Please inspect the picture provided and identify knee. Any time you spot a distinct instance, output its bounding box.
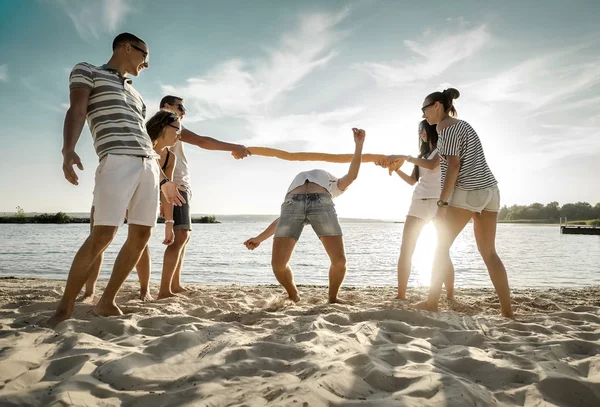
[173,231,190,249]
[90,227,117,248]
[331,254,346,269]
[477,245,497,262]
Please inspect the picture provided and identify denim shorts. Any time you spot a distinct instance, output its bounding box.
[174,189,192,231]
[449,185,500,213]
[274,193,342,241]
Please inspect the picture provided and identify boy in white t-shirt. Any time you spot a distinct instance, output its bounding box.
[244,128,366,303]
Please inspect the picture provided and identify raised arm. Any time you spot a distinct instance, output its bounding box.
[62,87,91,185]
[244,218,280,250]
[337,128,366,191]
[179,127,250,159]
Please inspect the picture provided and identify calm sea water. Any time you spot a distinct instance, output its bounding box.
[0,222,599,288]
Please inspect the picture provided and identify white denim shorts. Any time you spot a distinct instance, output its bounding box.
[92,154,160,227]
[449,185,500,213]
[407,198,438,222]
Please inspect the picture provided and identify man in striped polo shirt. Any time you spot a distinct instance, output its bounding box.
[47,33,184,327]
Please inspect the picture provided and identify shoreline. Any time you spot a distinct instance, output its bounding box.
[1,278,599,406]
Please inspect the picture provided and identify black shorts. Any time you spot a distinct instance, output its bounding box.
[174,190,192,231]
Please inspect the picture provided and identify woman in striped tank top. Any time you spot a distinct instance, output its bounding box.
[417,88,514,318]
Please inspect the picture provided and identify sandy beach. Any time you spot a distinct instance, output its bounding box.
[0,278,599,406]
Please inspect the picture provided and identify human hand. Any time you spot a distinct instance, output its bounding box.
[62,150,84,185]
[243,237,261,250]
[232,145,251,159]
[352,128,366,146]
[161,182,186,206]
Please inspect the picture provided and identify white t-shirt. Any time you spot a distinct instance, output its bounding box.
[171,140,190,190]
[286,169,345,198]
[412,149,441,200]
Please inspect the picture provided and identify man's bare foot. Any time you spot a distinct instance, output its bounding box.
[395,294,406,300]
[92,302,123,317]
[43,310,71,328]
[157,291,177,300]
[288,294,300,303]
[415,300,438,312]
[79,293,96,304]
[328,297,348,304]
[139,291,153,302]
[171,285,187,294]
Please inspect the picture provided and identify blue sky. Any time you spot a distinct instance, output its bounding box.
[1,0,599,219]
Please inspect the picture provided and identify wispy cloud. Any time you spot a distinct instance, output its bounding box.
[0,64,7,82]
[242,106,364,150]
[464,43,600,112]
[356,25,491,87]
[162,9,349,121]
[57,0,134,41]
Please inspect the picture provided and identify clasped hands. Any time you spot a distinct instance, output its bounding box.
[375,155,408,175]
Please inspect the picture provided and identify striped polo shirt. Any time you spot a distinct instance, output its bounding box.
[69,62,155,160]
[437,120,497,190]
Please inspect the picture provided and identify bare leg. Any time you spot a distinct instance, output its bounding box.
[444,261,455,300]
[170,230,190,293]
[396,216,425,299]
[319,236,347,303]
[93,224,152,317]
[157,229,189,299]
[45,226,118,327]
[473,210,514,318]
[82,206,102,303]
[136,245,153,301]
[417,207,472,311]
[271,237,299,302]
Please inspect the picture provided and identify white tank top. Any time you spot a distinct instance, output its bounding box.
[412,149,441,200]
[171,140,190,190]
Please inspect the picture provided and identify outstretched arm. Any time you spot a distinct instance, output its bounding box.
[337,128,366,191]
[407,152,440,170]
[179,127,250,159]
[244,218,279,250]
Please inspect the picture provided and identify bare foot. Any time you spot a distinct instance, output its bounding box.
[79,293,96,304]
[157,291,177,300]
[415,300,438,312]
[92,302,123,317]
[139,291,154,302]
[395,294,406,300]
[502,308,515,319]
[329,297,348,304]
[171,285,187,294]
[43,310,71,328]
[288,294,300,303]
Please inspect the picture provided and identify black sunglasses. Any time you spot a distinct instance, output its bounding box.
[177,103,186,114]
[167,123,182,134]
[130,44,149,63]
[421,101,436,113]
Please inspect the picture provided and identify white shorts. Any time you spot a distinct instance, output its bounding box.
[407,198,438,222]
[449,185,500,213]
[92,154,160,227]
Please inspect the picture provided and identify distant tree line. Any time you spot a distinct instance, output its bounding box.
[0,207,220,224]
[498,201,600,223]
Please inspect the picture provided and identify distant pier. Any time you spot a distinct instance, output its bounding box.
[560,217,600,235]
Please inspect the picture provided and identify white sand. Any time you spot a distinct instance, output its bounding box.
[1,278,599,406]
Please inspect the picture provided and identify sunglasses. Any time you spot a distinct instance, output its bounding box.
[421,101,436,113]
[167,123,182,135]
[177,103,186,114]
[130,44,149,64]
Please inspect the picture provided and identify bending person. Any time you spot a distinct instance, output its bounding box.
[243,128,366,303]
